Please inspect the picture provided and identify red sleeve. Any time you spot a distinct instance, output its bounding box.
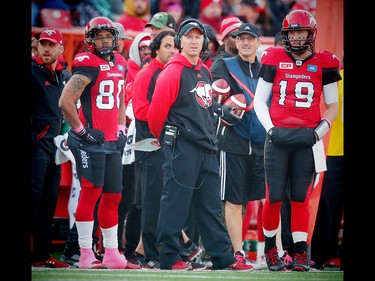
[132,63,156,121]
[147,64,181,139]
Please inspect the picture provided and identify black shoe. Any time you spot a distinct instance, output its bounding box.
[60,253,79,267]
[180,242,202,260]
[143,260,160,270]
[291,252,310,272]
[265,247,285,271]
[127,251,145,267]
[184,259,206,271]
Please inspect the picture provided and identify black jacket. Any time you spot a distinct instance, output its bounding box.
[31,57,71,152]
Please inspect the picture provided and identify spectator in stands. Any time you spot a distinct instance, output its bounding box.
[158,0,185,29]
[199,0,225,34]
[31,27,72,268]
[181,0,200,19]
[115,0,151,33]
[211,15,242,65]
[235,0,264,25]
[73,0,124,26]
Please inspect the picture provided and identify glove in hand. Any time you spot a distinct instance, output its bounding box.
[116,131,127,152]
[74,127,105,144]
[218,105,242,126]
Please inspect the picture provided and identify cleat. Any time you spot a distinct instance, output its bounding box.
[291,252,310,272]
[102,248,128,269]
[32,256,70,268]
[142,260,160,270]
[170,261,193,271]
[265,247,285,271]
[79,248,104,269]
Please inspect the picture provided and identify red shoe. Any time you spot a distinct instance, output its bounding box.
[227,261,254,271]
[323,257,341,268]
[32,256,70,268]
[170,261,192,271]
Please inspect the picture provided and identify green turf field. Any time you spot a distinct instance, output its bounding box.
[32,268,343,281]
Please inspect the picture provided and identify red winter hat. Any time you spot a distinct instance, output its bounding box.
[201,0,222,11]
[220,16,242,39]
[38,27,63,46]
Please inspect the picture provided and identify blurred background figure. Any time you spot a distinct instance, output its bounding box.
[113,22,133,59]
[158,0,185,29]
[200,24,221,68]
[199,0,225,34]
[115,0,151,33]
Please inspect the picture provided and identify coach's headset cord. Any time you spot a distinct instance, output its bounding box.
[170,81,215,190]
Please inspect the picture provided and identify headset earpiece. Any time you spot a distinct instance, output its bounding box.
[174,19,209,52]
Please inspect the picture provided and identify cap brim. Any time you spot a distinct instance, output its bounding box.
[232,31,258,37]
[38,38,60,45]
[182,26,204,36]
[145,22,163,29]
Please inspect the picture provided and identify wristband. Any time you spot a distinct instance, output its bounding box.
[73,123,84,133]
[314,119,330,141]
[118,124,126,135]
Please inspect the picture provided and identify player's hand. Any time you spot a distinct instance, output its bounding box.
[116,131,127,152]
[218,105,242,126]
[73,127,105,144]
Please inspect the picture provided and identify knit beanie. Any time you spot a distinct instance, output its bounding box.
[220,15,242,39]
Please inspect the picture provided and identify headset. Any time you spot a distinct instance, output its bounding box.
[174,18,209,52]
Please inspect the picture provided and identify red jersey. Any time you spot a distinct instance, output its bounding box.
[71,52,127,141]
[259,47,341,128]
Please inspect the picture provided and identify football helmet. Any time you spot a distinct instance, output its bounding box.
[281,9,317,54]
[84,16,119,57]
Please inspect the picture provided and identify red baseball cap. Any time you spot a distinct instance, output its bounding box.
[38,28,63,46]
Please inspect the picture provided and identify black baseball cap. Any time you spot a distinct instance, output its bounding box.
[179,21,205,36]
[232,23,260,37]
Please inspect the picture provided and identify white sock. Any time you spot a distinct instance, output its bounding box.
[257,242,265,258]
[101,225,118,249]
[76,221,94,249]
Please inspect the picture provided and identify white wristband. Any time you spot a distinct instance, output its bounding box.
[314,119,330,141]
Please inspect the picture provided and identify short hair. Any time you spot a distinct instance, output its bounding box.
[149,30,175,58]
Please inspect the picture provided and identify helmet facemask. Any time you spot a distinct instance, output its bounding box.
[281,9,317,55]
[281,29,315,55]
[84,17,119,58]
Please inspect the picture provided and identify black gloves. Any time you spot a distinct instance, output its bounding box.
[212,100,242,126]
[72,127,105,144]
[267,127,315,147]
[116,131,127,152]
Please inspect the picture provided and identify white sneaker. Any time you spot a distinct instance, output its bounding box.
[256,254,268,269]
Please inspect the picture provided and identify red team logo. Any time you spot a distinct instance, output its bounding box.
[191,81,213,108]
